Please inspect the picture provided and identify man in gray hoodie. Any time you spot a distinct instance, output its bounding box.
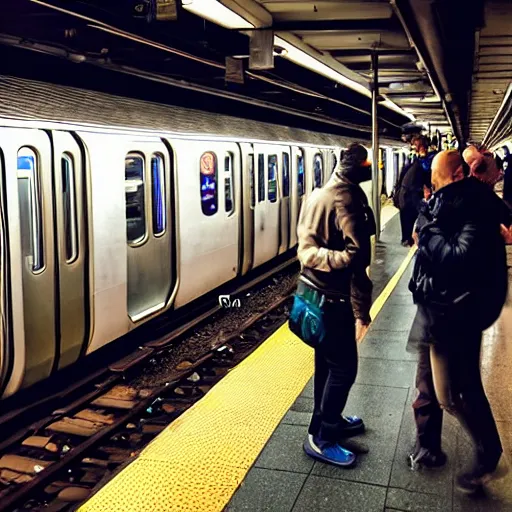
[296,143,376,467]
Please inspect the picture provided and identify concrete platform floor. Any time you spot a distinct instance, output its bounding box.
[226,223,512,512]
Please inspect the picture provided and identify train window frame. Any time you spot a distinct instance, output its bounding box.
[151,153,166,236]
[297,152,305,197]
[258,154,265,203]
[17,147,44,273]
[61,153,79,263]
[224,152,235,215]
[282,152,290,197]
[268,154,278,203]
[314,153,323,188]
[200,151,218,217]
[248,154,255,208]
[125,152,147,246]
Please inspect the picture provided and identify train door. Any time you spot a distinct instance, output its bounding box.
[289,146,304,248]
[0,127,57,391]
[124,140,173,323]
[278,147,291,254]
[52,131,89,369]
[172,140,240,307]
[240,143,254,275]
[252,144,280,269]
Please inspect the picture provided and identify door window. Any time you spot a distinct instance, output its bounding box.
[125,153,146,243]
[200,151,218,216]
[17,147,44,272]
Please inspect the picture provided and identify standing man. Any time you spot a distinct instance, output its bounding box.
[408,150,507,494]
[295,143,375,467]
[395,136,436,246]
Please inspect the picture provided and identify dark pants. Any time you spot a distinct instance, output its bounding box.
[399,205,417,243]
[413,334,502,470]
[413,344,443,452]
[308,301,358,443]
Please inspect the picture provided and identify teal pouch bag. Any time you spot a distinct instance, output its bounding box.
[288,284,326,348]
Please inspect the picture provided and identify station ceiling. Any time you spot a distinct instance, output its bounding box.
[0,0,510,147]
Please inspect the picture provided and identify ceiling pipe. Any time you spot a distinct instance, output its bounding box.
[0,34,376,135]
[390,0,463,143]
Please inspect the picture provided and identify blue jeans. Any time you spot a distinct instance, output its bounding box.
[308,300,358,443]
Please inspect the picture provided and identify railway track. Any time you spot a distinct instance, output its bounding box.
[0,272,294,511]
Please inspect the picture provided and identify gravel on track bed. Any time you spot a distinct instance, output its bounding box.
[132,270,298,389]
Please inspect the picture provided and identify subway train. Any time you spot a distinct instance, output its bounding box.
[0,75,404,399]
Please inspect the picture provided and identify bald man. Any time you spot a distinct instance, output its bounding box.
[407,150,507,495]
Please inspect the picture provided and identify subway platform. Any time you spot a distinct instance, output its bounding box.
[79,212,512,512]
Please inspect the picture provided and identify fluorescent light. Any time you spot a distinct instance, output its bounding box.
[182,0,253,29]
[274,36,371,98]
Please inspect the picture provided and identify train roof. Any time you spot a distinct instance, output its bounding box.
[0,75,402,148]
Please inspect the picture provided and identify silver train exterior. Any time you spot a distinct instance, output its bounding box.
[0,76,403,398]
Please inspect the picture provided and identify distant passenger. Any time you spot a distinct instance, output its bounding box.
[394,135,435,246]
[462,144,502,188]
[462,144,511,228]
[407,150,507,495]
[294,143,375,468]
[502,146,512,208]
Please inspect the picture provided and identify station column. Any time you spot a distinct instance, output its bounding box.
[371,50,381,240]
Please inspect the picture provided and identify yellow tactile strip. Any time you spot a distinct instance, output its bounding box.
[79,246,416,512]
[79,326,314,512]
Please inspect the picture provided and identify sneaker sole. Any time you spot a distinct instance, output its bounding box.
[303,441,356,468]
[455,483,483,495]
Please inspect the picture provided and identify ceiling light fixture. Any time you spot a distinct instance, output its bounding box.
[179,0,414,119]
[181,0,253,29]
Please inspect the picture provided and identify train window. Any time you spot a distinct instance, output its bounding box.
[200,151,218,216]
[224,153,234,214]
[125,153,146,243]
[248,154,255,208]
[61,153,79,263]
[282,153,290,197]
[268,155,278,203]
[151,153,166,235]
[258,154,265,203]
[17,147,44,272]
[297,153,305,196]
[314,154,323,188]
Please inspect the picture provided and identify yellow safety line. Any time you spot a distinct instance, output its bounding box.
[79,246,416,512]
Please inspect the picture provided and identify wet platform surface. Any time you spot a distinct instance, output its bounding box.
[226,238,512,512]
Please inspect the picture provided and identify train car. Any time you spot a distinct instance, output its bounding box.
[0,75,399,399]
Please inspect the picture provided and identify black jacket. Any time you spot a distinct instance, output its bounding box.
[408,177,508,345]
[395,154,435,211]
[296,171,375,323]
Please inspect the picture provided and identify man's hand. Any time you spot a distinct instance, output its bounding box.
[500,224,512,244]
[355,319,370,343]
[412,230,419,245]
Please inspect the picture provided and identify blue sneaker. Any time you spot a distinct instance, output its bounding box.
[303,435,356,467]
[340,415,365,436]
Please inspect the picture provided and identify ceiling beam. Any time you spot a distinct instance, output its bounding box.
[272,19,397,32]
[261,1,393,22]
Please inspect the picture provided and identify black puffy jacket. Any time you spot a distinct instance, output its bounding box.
[409,177,508,341]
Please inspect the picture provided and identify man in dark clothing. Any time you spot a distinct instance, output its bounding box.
[296,143,376,467]
[394,136,435,246]
[407,150,507,495]
[501,146,512,207]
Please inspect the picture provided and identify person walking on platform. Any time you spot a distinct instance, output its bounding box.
[293,143,375,468]
[394,136,435,246]
[407,150,507,494]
